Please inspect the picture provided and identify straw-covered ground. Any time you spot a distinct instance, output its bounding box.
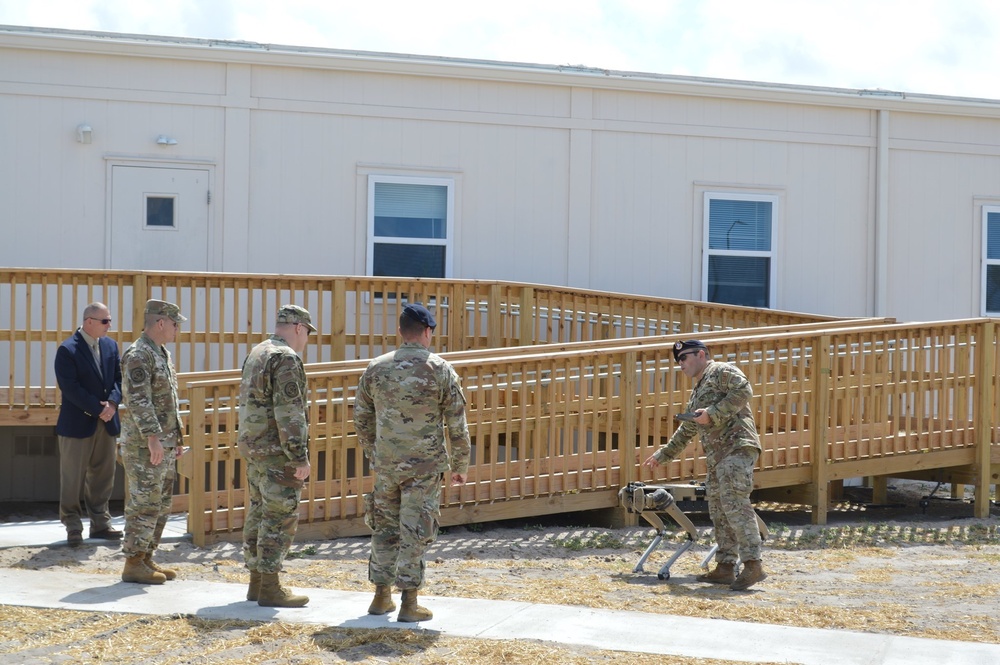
[1,479,999,664]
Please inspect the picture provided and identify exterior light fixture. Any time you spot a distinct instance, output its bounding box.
[76,124,93,144]
[156,135,178,146]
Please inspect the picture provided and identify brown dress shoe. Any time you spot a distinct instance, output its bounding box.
[67,530,83,548]
[90,527,123,540]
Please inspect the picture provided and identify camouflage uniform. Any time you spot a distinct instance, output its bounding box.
[237,335,309,574]
[120,331,183,558]
[653,360,763,564]
[354,341,471,591]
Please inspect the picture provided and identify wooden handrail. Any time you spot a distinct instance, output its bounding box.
[5,267,996,545]
[179,318,996,544]
[2,268,841,417]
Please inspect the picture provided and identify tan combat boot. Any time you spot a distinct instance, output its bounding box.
[247,570,262,601]
[730,560,768,591]
[696,562,736,585]
[397,589,432,622]
[121,554,166,585]
[368,584,396,615]
[144,552,177,580]
[257,572,309,607]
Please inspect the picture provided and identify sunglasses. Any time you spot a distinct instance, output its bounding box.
[676,351,698,363]
[87,317,112,325]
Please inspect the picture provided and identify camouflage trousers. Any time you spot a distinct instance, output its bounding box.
[706,447,762,564]
[243,456,302,574]
[122,443,176,558]
[368,472,441,590]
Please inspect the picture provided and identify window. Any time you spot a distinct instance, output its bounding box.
[367,175,454,279]
[702,192,777,308]
[146,195,176,227]
[982,205,1000,315]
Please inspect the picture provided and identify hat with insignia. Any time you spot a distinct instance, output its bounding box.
[672,339,708,362]
[144,299,187,323]
[401,303,436,329]
[276,304,317,332]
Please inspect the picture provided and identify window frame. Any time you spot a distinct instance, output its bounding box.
[701,191,778,308]
[366,174,455,279]
[981,204,1000,315]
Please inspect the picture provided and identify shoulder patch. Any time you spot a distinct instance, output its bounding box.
[129,367,148,384]
[283,382,301,399]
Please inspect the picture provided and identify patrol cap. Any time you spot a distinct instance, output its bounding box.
[276,304,317,333]
[145,299,187,323]
[401,303,436,329]
[673,339,708,362]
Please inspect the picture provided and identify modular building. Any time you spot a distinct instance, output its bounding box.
[1,25,1000,322]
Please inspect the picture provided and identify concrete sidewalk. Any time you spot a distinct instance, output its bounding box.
[0,514,187,549]
[1,518,998,664]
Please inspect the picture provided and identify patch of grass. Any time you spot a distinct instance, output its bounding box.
[970,551,1000,563]
[313,627,436,655]
[559,532,625,551]
[286,544,318,559]
[765,520,1000,551]
[7,609,794,665]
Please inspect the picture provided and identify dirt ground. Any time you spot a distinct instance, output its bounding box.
[1,479,999,664]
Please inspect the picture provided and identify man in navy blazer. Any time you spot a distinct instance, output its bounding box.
[55,302,124,547]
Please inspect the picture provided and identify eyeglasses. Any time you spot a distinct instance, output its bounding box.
[676,351,698,363]
[87,317,112,325]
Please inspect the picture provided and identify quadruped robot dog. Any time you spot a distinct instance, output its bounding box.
[618,481,770,580]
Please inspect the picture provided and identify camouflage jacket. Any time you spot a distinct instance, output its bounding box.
[120,332,183,447]
[354,342,471,477]
[653,360,761,468]
[237,335,309,463]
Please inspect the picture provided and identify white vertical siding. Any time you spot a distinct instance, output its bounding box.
[0,44,226,270]
[888,149,1000,322]
[4,31,1000,322]
[782,142,874,316]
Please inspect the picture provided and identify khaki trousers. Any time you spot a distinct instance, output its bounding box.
[58,429,117,533]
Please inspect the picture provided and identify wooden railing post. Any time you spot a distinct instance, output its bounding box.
[331,279,346,361]
[487,283,503,348]
[131,272,148,339]
[187,384,208,547]
[618,351,639,525]
[810,335,832,525]
[974,320,995,518]
[680,303,695,334]
[519,287,535,346]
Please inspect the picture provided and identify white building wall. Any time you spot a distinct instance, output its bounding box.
[883,111,1000,321]
[0,44,228,270]
[888,150,1000,322]
[3,28,1000,323]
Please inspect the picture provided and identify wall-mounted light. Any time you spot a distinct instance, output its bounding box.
[156,135,178,146]
[76,124,93,144]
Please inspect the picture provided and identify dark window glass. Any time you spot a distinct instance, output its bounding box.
[147,196,175,227]
[708,255,770,307]
[373,243,446,278]
[986,265,1000,312]
[988,211,1000,260]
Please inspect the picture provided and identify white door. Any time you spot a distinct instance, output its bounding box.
[110,165,212,271]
